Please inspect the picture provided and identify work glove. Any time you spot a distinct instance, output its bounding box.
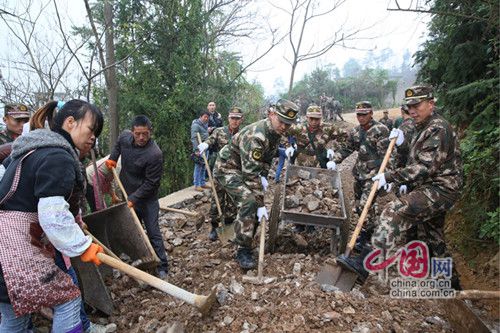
[326,149,335,160]
[260,176,269,192]
[257,206,268,222]
[326,161,337,171]
[389,128,404,146]
[285,146,295,159]
[105,159,117,170]
[372,173,391,191]
[197,142,209,154]
[399,184,408,195]
[127,201,134,208]
[81,243,104,266]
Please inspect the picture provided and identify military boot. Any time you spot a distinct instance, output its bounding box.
[208,227,218,241]
[236,247,256,270]
[336,245,372,284]
[354,229,373,252]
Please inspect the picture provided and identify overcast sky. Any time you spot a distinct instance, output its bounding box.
[0,0,430,98]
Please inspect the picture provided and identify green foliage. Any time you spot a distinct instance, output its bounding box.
[414,0,499,244]
[86,0,265,196]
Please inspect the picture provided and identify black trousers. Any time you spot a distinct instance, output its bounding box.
[134,199,169,271]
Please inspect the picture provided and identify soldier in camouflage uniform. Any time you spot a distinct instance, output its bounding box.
[213,99,298,269]
[331,101,391,249]
[379,110,394,130]
[198,107,244,241]
[287,104,347,169]
[343,86,463,288]
[395,104,416,169]
[0,104,30,144]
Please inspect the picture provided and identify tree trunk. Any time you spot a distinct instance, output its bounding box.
[104,0,119,148]
[288,61,298,96]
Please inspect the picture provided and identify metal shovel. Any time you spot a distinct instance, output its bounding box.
[317,137,397,291]
[196,133,235,244]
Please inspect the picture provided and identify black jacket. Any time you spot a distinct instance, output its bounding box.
[109,130,163,202]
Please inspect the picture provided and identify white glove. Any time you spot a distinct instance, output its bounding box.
[399,184,408,195]
[372,173,387,190]
[389,128,404,146]
[285,146,295,159]
[257,206,268,222]
[260,176,269,192]
[326,161,337,170]
[326,149,335,159]
[197,142,209,154]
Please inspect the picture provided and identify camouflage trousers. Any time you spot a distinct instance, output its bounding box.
[213,167,258,248]
[209,180,237,228]
[354,179,379,233]
[371,186,458,254]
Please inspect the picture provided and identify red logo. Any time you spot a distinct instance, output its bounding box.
[364,241,430,279]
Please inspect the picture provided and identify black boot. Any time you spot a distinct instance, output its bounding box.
[354,229,372,252]
[208,227,218,241]
[236,247,256,270]
[293,224,305,233]
[336,246,372,284]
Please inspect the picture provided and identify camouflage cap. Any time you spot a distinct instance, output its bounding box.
[228,106,243,118]
[4,104,30,119]
[355,101,372,114]
[404,85,434,105]
[274,99,299,124]
[306,104,322,118]
[401,104,409,114]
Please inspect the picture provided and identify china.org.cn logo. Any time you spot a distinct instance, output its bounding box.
[363,240,456,299]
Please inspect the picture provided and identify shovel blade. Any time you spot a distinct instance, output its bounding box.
[316,264,358,292]
[217,223,235,245]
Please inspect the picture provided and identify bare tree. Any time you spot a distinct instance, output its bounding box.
[0,1,79,106]
[274,0,371,95]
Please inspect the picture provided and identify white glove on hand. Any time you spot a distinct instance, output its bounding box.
[257,206,268,222]
[326,149,335,159]
[260,176,269,192]
[372,173,387,190]
[285,146,295,159]
[326,161,337,170]
[389,128,404,146]
[399,184,408,195]
[197,142,209,154]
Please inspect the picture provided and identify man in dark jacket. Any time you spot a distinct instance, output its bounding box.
[106,115,168,278]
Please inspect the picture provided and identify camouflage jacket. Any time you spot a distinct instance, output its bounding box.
[0,129,16,145]
[386,113,463,195]
[379,116,393,130]
[288,122,347,168]
[333,119,391,181]
[205,126,238,153]
[396,117,416,168]
[217,119,281,206]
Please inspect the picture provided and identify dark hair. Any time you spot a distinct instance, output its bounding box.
[131,115,152,129]
[199,110,210,117]
[31,100,103,137]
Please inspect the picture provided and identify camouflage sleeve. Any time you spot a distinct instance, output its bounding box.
[386,127,445,184]
[326,125,348,150]
[204,128,219,149]
[286,125,301,147]
[239,135,266,206]
[333,128,356,163]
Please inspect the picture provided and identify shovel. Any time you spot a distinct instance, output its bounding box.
[317,137,397,291]
[111,167,161,264]
[160,206,205,230]
[96,252,217,315]
[242,216,276,285]
[196,133,235,244]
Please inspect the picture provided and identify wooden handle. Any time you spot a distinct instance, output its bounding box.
[257,215,267,279]
[457,290,500,299]
[196,133,222,217]
[161,206,199,217]
[344,137,397,256]
[96,252,215,314]
[111,168,160,262]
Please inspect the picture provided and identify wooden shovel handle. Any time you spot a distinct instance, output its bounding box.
[161,206,199,217]
[111,167,160,262]
[457,290,500,299]
[96,252,216,314]
[344,137,397,256]
[83,229,121,261]
[196,133,222,217]
[257,215,267,279]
